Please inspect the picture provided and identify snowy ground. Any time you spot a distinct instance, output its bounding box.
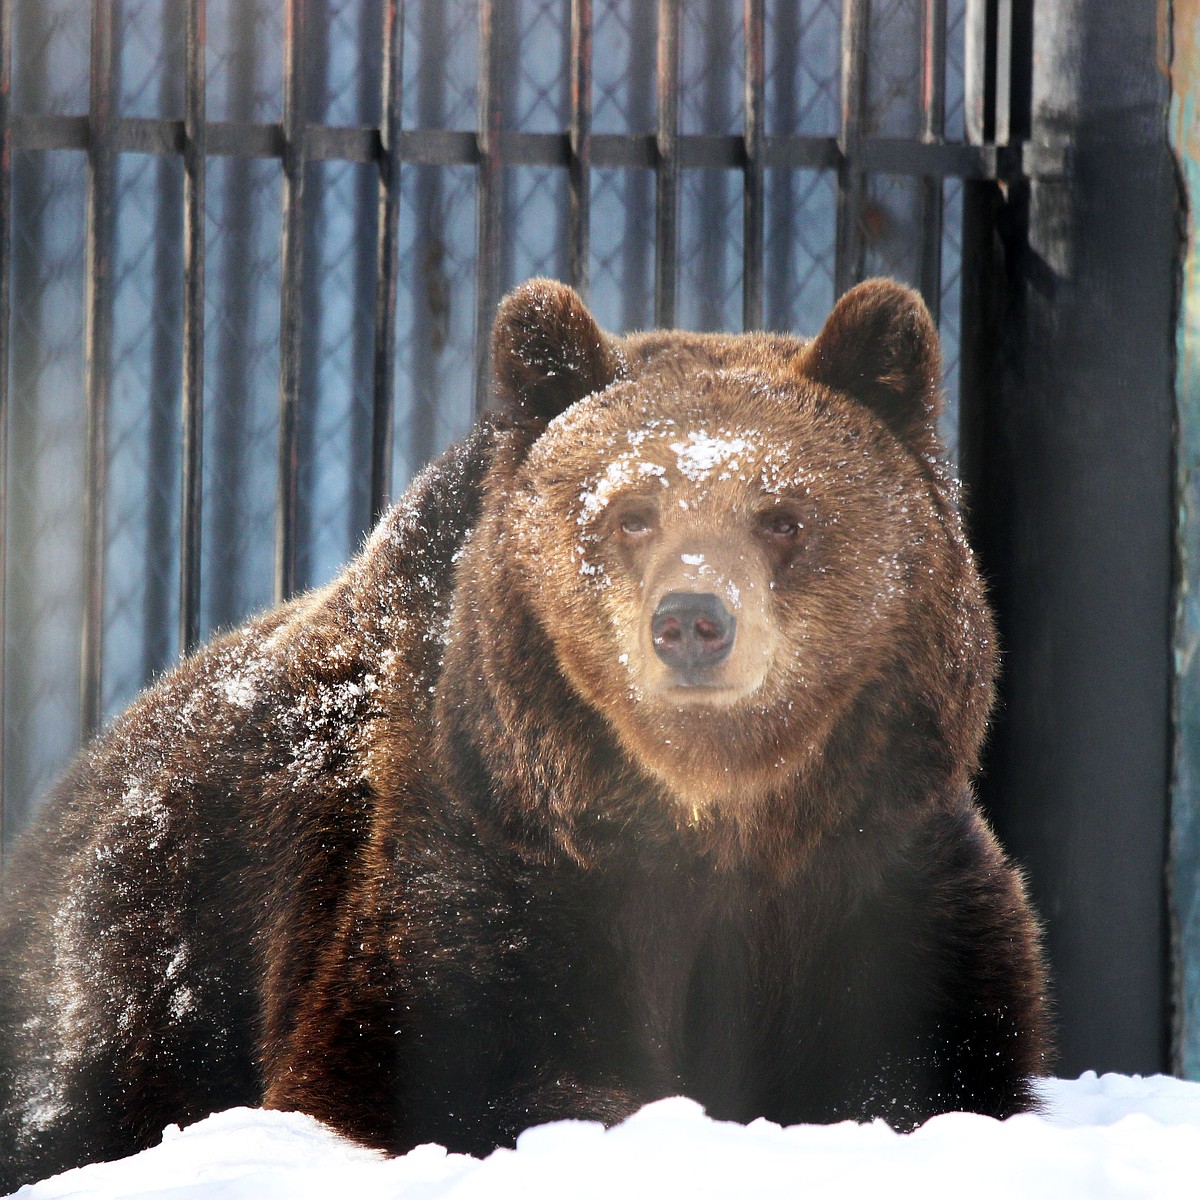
[11,1074,1200,1199]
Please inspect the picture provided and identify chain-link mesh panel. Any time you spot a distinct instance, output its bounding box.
[119,0,185,120]
[512,0,569,133]
[939,177,964,457]
[207,0,283,123]
[945,0,967,141]
[103,152,184,721]
[402,0,478,131]
[200,154,281,639]
[296,159,378,590]
[5,149,88,835]
[589,166,655,333]
[765,168,839,335]
[866,0,922,137]
[2,0,979,847]
[392,164,479,489]
[593,0,655,135]
[676,2,742,332]
[766,0,840,137]
[763,0,840,335]
[311,0,383,126]
[12,0,90,115]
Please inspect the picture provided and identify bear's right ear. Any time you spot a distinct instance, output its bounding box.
[799,278,942,459]
[491,279,624,426]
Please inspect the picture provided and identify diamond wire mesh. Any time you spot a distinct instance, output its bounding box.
[6,149,88,835]
[2,0,973,843]
[678,0,742,333]
[295,1,383,590]
[588,0,655,332]
[763,1,840,339]
[118,0,185,120]
[103,152,184,718]
[504,2,569,291]
[392,0,479,492]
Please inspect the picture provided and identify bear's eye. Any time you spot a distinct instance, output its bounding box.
[760,513,805,540]
[618,512,653,537]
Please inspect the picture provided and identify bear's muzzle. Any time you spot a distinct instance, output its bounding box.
[650,590,737,684]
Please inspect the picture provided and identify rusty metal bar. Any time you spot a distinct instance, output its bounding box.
[834,0,869,298]
[275,0,307,604]
[743,0,765,330]
[919,0,948,323]
[370,0,404,521]
[655,0,680,327]
[80,0,117,738]
[568,0,592,296]
[179,0,206,656]
[0,0,11,858]
[474,0,503,413]
[3,113,1037,182]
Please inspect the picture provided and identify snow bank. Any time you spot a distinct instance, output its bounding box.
[11,1074,1200,1200]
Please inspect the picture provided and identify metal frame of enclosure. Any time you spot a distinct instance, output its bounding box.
[0,0,1035,835]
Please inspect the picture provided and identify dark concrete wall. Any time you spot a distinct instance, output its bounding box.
[961,0,1179,1077]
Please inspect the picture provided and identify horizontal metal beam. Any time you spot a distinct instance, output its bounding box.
[6,112,1060,181]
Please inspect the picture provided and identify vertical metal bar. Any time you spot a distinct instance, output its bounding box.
[654,0,679,327]
[918,0,947,323]
[0,0,11,859]
[276,0,307,603]
[80,0,117,738]
[742,0,765,331]
[963,0,989,146]
[834,0,869,298]
[568,0,592,297]
[474,0,502,414]
[179,0,206,656]
[370,0,404,520]
[993,0,1014,147]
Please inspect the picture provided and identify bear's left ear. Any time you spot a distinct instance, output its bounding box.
[799,278,942,458]
[491,278,624,426]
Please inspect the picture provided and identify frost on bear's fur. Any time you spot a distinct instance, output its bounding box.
[0,278,1052,1191]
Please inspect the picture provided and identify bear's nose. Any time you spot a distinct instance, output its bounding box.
[651,591,736,679]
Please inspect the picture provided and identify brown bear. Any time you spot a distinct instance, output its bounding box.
[0,278,1052,1191]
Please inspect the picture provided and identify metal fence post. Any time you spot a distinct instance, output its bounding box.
[80,0,117,738]
[179,0,207,657]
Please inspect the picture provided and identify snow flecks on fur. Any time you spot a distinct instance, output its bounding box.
[282,673,381,783]
[669,431,756,483]
[569,418,819,587]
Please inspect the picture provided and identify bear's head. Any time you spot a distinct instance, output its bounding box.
[437,279,995,864]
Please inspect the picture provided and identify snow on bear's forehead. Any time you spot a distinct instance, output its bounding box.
[530,366,883,520]
[566,420,811,528]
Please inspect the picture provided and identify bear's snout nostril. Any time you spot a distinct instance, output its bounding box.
[651,592,736,680]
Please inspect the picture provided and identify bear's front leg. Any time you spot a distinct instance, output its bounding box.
[265,987,647,1156]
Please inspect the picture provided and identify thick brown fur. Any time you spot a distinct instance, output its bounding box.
[0,278,1052,1190]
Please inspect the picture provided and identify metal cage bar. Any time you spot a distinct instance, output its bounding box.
[1,118,1023,179]
[654,0,680,328]
[835,0,869,298]
[0,0,10,857]
[80,0,117,739]
[370,0,405,520]
[179,0,207,656]
[276,0,308,604]
[474,0,503,414]
[919,0,948,322]
[568,0,592,297]
[743,0,765,330]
